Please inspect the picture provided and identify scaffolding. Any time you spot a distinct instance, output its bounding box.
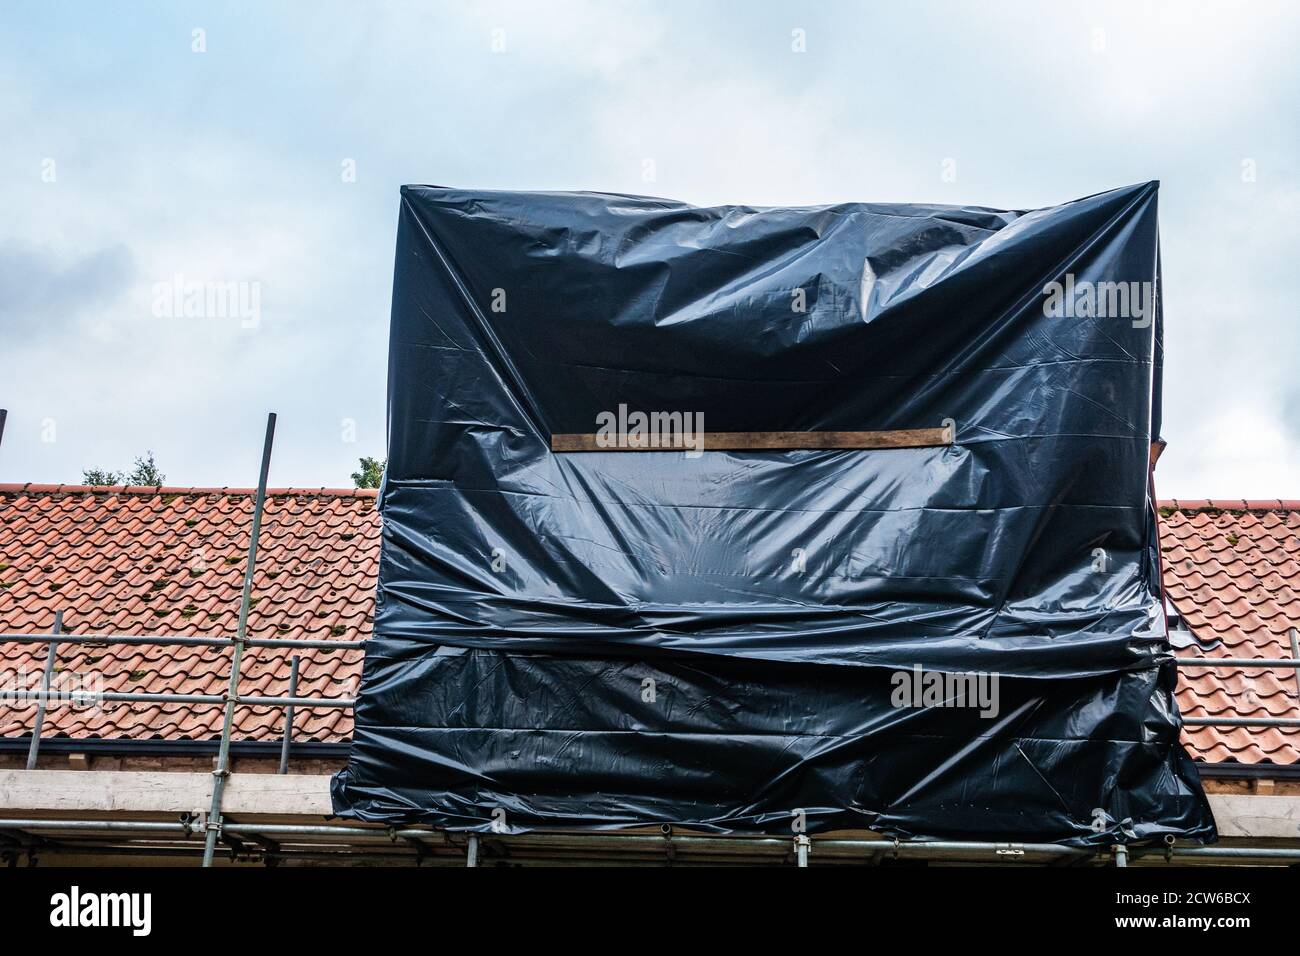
[1,412,1299,867]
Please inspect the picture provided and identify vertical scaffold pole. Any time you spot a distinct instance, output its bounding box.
[1290,628,1300,706]
[25,610,63,770]
[203,413,276,867]
[277,655,300,775]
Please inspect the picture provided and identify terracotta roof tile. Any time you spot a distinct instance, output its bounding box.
[2,485,1297,767]
[1159,499,1300,766]
[0,485,373,743]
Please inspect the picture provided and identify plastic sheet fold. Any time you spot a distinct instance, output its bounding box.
[332,182,1216,845]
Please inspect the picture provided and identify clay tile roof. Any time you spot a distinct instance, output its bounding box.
[0,484,378,743]
[1159,499,1300,765]
[2,485,1297,767]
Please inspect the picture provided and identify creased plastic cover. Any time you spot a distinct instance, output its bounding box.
[332,182,1216,845]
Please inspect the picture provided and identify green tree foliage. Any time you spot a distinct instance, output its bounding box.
[127,451,165,486]
[82,468,124,486]
[81,451,165,487]
[351,456,386,489]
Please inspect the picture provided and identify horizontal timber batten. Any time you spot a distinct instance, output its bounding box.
[551,426,954,452]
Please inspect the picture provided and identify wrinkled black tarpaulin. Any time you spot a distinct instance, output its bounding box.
[332,182,1216,845]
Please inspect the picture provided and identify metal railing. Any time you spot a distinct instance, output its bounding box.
[1175,627,1300,727]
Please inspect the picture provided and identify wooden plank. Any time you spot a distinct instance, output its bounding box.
[0,770,333,816]
[1206,794,1300,839]
[552,425,954,453]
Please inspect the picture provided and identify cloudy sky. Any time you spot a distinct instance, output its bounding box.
[1,0,1296,496]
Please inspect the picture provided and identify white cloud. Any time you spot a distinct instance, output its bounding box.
[0,0,1296,495]
[1161,403,1300,499]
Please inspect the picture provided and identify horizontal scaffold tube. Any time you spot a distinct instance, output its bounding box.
[3,819,1300,863]
[0,631,366,651]
[0,690,354,709]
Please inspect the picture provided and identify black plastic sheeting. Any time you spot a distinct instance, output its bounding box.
[332,182,1216,845]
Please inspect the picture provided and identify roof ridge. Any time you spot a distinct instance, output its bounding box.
[0,483,379,498]
[1158,498,1300,512]
[2,489,1287,507]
